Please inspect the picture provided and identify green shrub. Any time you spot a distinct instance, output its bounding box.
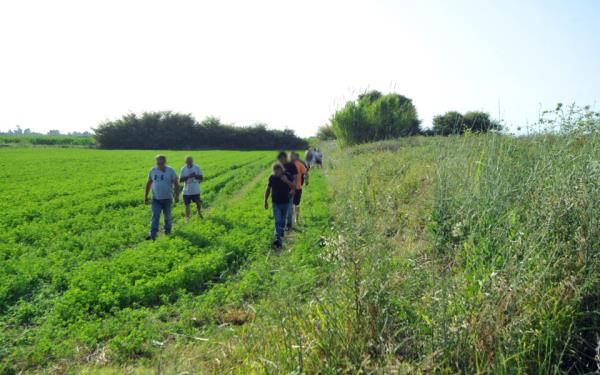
[433,110,501,135]
[316,124,336,141]
[331,90,421,146]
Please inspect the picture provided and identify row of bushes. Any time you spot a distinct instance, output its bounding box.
[94,112,308,150]
[0,135,95,146]
[321,90,502,145]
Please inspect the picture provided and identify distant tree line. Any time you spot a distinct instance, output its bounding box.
[0,126,92,137]
[321,90,501,144]
[94,112,308,150]
[0,135,95,146]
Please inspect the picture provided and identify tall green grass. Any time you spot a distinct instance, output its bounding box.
[222,131,599,373]
[430,133,599,372]
[305,133,600,373]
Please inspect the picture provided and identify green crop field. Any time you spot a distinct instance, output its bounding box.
[0,148,331,373]
[1,135,599,374]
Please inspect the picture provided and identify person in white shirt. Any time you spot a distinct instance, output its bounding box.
[304,148,314,170]
[179,156,204,218]
[144,154,180,240]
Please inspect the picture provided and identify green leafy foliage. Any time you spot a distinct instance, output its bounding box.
[0,148,285,371]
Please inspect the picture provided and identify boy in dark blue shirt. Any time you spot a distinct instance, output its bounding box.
[264,163,295,248]
[276,151,298,230]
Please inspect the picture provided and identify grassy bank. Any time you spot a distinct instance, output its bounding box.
[297,134,599,373]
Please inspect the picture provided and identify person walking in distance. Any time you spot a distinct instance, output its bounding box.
[145,154,180,240]
[277,151,297,231]
[264,163,294,248]
[315,148,323,168]
[291,152,308,224]
[180,155,203,218]
[304,147,314,170]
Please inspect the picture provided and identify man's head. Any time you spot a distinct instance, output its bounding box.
[155,154,167,168]
[277,151,288,164]
[290,152,299,161]
[272,163,284,176]
[185,155,193,166]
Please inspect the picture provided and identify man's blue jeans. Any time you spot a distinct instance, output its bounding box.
[151,198,173,237]
[272,202,288,238]
[286,195,294,228]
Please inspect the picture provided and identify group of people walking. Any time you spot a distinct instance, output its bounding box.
[305,147,323,169]
[144,149,320,248]
[264,151,311,248]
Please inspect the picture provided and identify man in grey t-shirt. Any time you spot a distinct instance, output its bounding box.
[180,155,203,218]
[144,154,180,240]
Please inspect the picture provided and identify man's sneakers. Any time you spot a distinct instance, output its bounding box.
[272,237,283,249]
[285,225,293,232]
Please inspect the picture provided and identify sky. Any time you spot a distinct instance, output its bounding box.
[0,0,599,137]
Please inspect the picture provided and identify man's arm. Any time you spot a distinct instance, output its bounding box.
[144,180,152,204]
[264,186,271,209]
[281,175,296,190]
[179,168,189,183]
[289,164,298,189]
[300,164,309,186]
[173,179,180,203]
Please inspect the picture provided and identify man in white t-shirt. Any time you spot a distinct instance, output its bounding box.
[179,155,204,218]
[144,154,180,240]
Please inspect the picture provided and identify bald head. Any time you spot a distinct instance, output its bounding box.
[155,154,166,169]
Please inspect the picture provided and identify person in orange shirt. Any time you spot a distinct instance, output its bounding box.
[291,152,309,224]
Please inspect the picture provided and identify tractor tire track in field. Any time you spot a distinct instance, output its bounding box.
[217,167,271,206]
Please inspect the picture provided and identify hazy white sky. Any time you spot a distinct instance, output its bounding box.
[1,0,599,136]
